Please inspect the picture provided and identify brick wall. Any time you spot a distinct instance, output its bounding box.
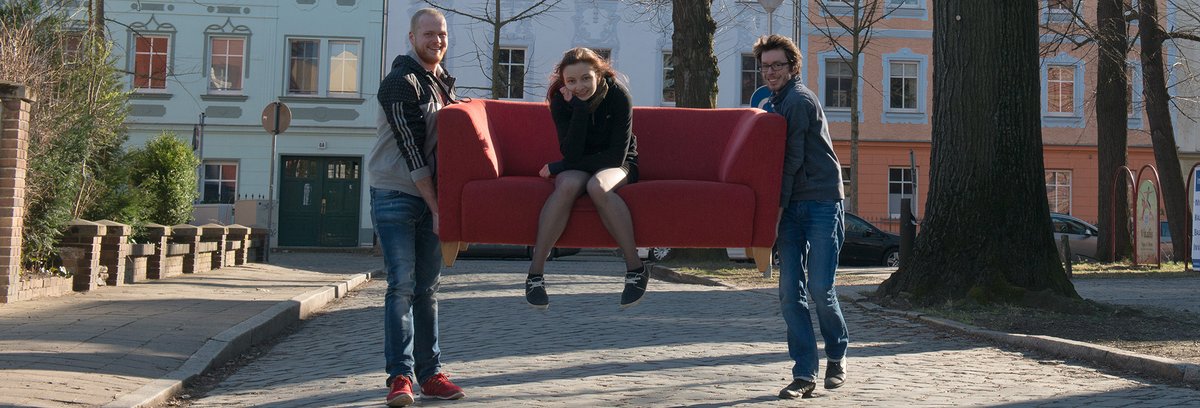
[0,82,34,304]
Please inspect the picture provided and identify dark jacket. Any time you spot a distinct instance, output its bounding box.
[367,53,456,195]
[546,76,638,175]
[770,77,844,206]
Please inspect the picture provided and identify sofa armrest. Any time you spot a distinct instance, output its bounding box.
[437,101,502,242]
[717,111,787,247]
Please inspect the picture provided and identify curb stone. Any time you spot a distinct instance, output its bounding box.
[659,265,1200,387]
[102,270,377,408]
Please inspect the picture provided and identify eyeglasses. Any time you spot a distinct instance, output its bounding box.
[759,62,791,72]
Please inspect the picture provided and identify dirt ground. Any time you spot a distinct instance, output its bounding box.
[664,260,1200,367]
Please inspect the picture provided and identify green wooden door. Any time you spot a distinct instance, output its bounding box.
[277,156,362,247]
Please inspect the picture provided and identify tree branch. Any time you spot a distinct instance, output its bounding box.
[421,0,495,25]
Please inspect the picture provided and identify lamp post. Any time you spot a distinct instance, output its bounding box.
[758,0,784,34]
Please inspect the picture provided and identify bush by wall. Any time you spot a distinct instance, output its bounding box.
[127,133,200,226]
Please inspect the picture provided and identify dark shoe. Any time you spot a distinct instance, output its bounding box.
[525,275,549,309]
[778,378,816,399]
[825,361,846,389]
[420,372,465,400]
[620,265,649,309]
[386,376,415,406]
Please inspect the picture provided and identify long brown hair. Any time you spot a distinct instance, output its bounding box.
[545,47,617,102]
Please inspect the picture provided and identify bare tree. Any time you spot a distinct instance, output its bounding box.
[89,0,102,35]
[1094,0,1134,261]
[422,0,563,99]
[1039,0,1137,262]
[1137,0,1195,262]
[806,0,900,214]
[877,0,1077,305]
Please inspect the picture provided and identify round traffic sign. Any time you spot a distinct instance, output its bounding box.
[261,102,292,134]
[750,85,774,113]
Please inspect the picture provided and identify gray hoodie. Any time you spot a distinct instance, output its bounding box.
[770,77,845,206]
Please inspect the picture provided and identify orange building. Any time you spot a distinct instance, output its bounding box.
[794,0,1168,231]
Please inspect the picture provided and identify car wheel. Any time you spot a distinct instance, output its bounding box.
[883,249,900,267]
[649,247,672,262]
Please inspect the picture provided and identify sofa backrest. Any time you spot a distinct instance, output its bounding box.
[631,107,749,181]
[477,100,755,181]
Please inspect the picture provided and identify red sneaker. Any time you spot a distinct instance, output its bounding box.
[420,372,465,400]
[386,376,415,407]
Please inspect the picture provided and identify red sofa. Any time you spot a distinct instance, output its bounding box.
[436,99,786,272]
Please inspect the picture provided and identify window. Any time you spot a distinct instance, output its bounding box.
[133,35,170,90]
[890,0,918,6]
[63,32,84,59]
[825,59,853,109]
[1046,170,1071,214]
[288,39,319,95]
[662,52,675,104]
[1046,65,1075,114]
[497,48,526,99]
[209,37,245,93]
[202,162,238,204]
[889,61,919,110]
[287,38,362,97]
[741,54,763,106]
[888,167,914,218]
[329,40,360,96]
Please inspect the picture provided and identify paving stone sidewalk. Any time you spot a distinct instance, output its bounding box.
[188,258,1200,407]
[0,252,379,408]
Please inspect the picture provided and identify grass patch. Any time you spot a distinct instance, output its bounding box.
[915,299,1200,366]
[1070,261,1195,278]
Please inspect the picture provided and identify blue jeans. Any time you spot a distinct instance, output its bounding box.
[777,199,848,381]
[370,188,443,385]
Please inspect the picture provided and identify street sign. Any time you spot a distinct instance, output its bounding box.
[1135,179,1159,265]
[750,85,774,113]
[1192,167,1199,271]
[261,102,292,135]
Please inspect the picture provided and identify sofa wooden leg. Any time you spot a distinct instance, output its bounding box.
[441,242,463,267]
[751,247,773,276]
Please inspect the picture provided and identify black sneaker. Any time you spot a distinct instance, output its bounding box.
[778,378,816,399]
[825,361,846,389]
[619,265,649,309]
[525,275,549,309]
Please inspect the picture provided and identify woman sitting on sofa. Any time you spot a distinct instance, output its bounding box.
[525,47,645,310]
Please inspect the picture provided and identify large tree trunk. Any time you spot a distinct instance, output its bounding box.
[1095,0,1131,261]
[671,0,718,109]
[492,1,503,99]
[848,36,861,214]
[668,0,723,262]
[877,0,1077,305]
[1138,0,1190,262]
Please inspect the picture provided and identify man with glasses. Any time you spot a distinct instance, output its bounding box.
[752,34,849,399]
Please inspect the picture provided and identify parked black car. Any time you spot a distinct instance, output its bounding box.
[457,244,580,261]
[644,212,901,267]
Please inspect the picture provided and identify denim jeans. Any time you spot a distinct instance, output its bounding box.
[370,188,443,385]
[777,199,848,381]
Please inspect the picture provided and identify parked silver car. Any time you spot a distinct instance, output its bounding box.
[1050,214,1177,263]
[1051,213,1098,261]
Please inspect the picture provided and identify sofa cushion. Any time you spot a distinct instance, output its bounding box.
[459,177,756,248]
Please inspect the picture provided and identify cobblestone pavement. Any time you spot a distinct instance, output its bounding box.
[189,258,1200,407]
[0,252,376,408]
